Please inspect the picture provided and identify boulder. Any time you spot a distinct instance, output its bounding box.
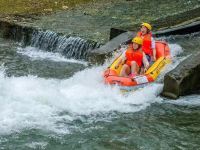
[88,31,135,64]
[162,52,200,99]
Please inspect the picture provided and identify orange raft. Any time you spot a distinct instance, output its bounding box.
[103,41,171,87]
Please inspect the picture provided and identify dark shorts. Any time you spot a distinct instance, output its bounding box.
[142,54,153,67]
[145,54,152,63]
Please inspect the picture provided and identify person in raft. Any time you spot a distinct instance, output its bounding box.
[115,37,149,77]
[137,22,156,62]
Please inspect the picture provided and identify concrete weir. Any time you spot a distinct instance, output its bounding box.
[0,20,99,60]
[162,53,200,99]
[0,21,35,45]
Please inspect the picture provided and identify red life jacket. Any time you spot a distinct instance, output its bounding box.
[125,44,143,67]
[137,32,153,56]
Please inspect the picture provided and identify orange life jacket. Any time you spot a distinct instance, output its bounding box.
[137,32,153,56]
[125,44,143,67]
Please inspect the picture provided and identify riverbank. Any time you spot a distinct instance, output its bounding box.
[0,0,200,44]
[0,0,91,15]
[0,0,92,27]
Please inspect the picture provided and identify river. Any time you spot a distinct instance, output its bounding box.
[0,32,200,149]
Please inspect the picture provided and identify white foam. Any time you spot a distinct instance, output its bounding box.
[17,46,88,66]
[0,65,163,135]
[169,43,183,57]
[25,142,48,149]
[0,43,184,135]
[166,95,200,106]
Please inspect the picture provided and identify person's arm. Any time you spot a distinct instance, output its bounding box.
[142,52,149,72]
[151,37,156,61]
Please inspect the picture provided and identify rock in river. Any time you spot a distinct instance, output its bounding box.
[162,52,200,99]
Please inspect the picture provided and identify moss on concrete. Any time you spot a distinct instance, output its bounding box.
[0,0,200,43]
[0,0,91,15]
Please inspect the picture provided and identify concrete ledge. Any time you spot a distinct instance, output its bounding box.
[88,31,135,64]
[155,21,200,37]
[110,28,127,40]
[162,53,200,99]
[110,20,200,40]
[0,20,36,45]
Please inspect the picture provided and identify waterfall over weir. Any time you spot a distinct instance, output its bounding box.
[30,30,100,59]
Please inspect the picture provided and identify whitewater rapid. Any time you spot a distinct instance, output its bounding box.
[0,43,188,136]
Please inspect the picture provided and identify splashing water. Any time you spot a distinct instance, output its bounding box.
[17,46,88,66]
[0,43,183,136]
[169,43,183,57]
[0,65,163,135]
[165,95,200,106]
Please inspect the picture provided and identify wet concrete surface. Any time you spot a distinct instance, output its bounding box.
[0,0,200,44]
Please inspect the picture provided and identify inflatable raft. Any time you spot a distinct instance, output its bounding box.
[103,41,171,87]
